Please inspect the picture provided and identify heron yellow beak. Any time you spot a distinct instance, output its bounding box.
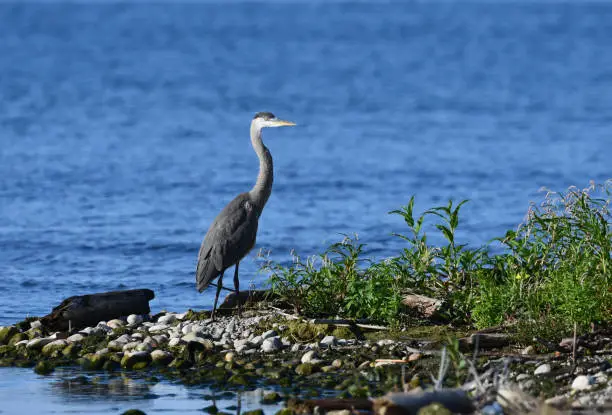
[272,119,296,127]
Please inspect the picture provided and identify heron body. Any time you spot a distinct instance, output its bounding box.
[196,112,295,320]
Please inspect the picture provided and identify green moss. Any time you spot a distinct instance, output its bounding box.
[34,360,55,375]
[0,327,18,345]
[275,410,294,415]
[228,374,249,386]
[242,410,264,415]
[8,333,28,346]
[121,410,147,415]
[295,363,316,376]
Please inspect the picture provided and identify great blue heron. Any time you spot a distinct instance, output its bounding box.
[196,112,296,320]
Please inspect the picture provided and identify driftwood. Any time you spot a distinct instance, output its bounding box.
[402,293,443,318]
[459,333,511,352]
[40,289,155,332]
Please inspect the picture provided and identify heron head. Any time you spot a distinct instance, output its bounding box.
[253,112,296,128]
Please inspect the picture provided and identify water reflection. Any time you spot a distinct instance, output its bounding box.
[0,367,285,414]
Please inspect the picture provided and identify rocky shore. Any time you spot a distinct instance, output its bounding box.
[1,309,611,414]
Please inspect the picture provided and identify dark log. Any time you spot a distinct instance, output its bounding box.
[373,389,474,415]
[40,289,155,332]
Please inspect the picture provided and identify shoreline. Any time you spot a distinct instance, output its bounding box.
[1,308,611,414]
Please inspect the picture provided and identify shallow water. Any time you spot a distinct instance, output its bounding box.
[0,366,286,414]
[1,2,610,323]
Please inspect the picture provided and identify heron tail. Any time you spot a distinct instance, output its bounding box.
[196,258,219,292]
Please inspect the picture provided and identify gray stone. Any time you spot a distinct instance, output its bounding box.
[79,327,94,335]
[377,339,394,346]
[534,363,551,375]
[521,345,535,355]
[115,334,131,344]
[152,334,168,344]
[261,330,277,340]
[249,335,263,347]
[291,344,301,353]
[131,332,144,340]
[571,375,593,390]
[516,373,530,381]
[261,337,282,353]
[123,341,141,352]
[127,314,144,325]
[234,338,249,352]
[136,342,153,352]
[181,331,207,343]
[320,335,337,347]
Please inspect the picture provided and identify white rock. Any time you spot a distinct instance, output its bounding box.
[377,339,394,346]
[26,338,52,350]
[572,375,593,390]
[15,339,29,347]
[79,327,94,335]
[534,364,551,375]
[521,345,535,355]
[301,350,318,364]
[281,337,291,347]
[234,338,249,349]
[262,330,277,340]
[320,335,337,347]
[136,343,153,352]
[158,314,177,325]
[516,373,530,381]
[67,333,86,342]
[181,324,195,335]
[153,334,168,344]
[168,337,183,347]
[131,332,144,340]
[261,337,282,353]
[107,319,125,329]
[148,324,168,333]
[291,344,301,353]
[181,331,206,343]
[127,314,144,325]
[175,312,187,321]
[30,320,42,329]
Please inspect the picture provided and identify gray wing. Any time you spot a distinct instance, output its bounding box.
[196,193,259,292]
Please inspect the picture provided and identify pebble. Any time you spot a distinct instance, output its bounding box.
[534,363,551,375]
[224,352,235,363]
[261,337,282,353]
[127,314,144,325]
[572,375,593,390]
[301,350,318,364]
[320,335,337,347]
[377,339,394,346]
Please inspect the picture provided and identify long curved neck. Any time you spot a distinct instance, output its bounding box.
[248,122,273,215]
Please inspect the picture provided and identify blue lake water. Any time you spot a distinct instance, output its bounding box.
[1,2,611,326]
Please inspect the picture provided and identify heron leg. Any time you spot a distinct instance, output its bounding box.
[211,272,224,322]
[233,262,241,317]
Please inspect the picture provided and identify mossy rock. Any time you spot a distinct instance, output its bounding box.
[262,391,282,404]
[103,359,120,371]
[348,384,369,398]
[34,360,55,375]
[26,327,44,340]
[417,403,452,415]
[243,410,264,415]
[121,352,151,370]
[202,405,218,414]
[295,363,317,376]
[121,410,147,415]
[331,326,354,339]
[42,340,68,357]
[8,332,28,346]
[79,354,107,370]
[62,343,80,357]
[0,326,18,345]
[0,345,16,358]
[275,410,294,415]
[168,358,192,370]
[228,374,249,386]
